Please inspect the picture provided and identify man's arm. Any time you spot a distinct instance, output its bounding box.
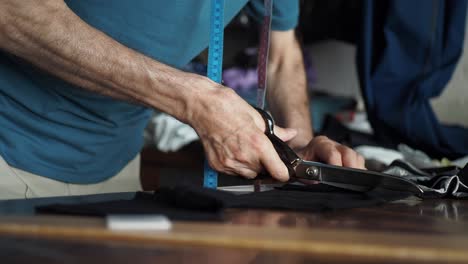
[267,30,313,149]
[267,30,365,169]
[0,0,298,181]
[0,0,200,120]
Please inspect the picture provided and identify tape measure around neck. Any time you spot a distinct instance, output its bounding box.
[254,0,273,192]
[256,0,273,109]
[203,0,225,189]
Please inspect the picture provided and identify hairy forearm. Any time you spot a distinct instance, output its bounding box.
[266,30,313,149]
[0,0,219,124]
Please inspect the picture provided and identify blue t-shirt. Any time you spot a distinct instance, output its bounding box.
[0,0,299,183]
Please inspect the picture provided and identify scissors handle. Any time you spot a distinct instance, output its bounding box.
[255,108,301,177]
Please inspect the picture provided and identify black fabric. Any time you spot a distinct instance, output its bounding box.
[37,184,410,221]
[229,184,411,211]
[36,161,468,221]
[460,164,468,182]
[299,0,362,44]
[36,192,224,222]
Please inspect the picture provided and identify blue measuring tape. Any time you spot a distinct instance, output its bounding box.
[203,0,225,189]
[204,0,273,189]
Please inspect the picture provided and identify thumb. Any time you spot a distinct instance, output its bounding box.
[274,126,297,142]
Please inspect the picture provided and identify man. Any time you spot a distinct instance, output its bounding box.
[0,0,364,200]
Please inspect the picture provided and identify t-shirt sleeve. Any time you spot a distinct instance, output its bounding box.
[246,0,299,31]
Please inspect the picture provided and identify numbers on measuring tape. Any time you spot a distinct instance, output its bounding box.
[204,0,273,189]
[207,0,224,84]
[203,0,225,189]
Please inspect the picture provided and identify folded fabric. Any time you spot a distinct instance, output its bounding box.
[384,160,468,198]
[36,184,410,221]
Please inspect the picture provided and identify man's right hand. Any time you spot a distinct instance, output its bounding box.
[187,84,297,182]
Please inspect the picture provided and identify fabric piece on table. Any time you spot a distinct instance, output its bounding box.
[230,184,411,211]
[384,160,468,198]
[36,192,223,222]
[37,162,468,221]
[36,184,410,221]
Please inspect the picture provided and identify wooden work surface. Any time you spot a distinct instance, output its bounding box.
[0,196,468,263]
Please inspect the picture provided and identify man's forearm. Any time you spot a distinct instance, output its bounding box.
[266,30,313,150]
[0,0,221,124]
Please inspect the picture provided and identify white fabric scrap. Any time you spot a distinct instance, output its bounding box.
[354,145,404,166]
[453,155,468,168]
[398,144,440,168]
[151,113,199,152]
[343,112,373,134]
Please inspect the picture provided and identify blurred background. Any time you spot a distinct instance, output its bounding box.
[141,0,468,190]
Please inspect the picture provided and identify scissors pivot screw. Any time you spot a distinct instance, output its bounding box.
[306,166,319,178]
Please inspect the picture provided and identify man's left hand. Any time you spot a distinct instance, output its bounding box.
[296,136,366,169]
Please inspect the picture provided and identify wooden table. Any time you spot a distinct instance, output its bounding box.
[0,195,468,263]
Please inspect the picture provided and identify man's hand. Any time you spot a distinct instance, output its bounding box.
[297,136,366,169]
[266,30,365,172]
[187,27,366,181]
[188,86,297,182]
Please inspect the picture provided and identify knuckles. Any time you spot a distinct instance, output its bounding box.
[313,135,330,143]
[328,151,342,165]
[337,145,355,157]
[249,133,266,150]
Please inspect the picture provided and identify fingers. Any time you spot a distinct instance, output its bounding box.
[337,145,366,169]
[204,131,289,181]
[274,126,297,142]
[222,166,258,179]
[319,143,343,166]
[210,142,263,179]
[304,136,366,169]
[230,132,290,182]
[357,155,366,169]
[308,136,341,165]
[257,135,290,182]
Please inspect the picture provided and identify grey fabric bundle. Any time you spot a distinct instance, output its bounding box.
[383,160,468,198]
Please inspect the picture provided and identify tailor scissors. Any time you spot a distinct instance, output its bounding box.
[255,108,425,197]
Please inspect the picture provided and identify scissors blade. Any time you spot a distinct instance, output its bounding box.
[294,160,425,197]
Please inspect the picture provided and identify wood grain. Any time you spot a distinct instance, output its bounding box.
[0,210,468,263]
[1,197,468,263]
